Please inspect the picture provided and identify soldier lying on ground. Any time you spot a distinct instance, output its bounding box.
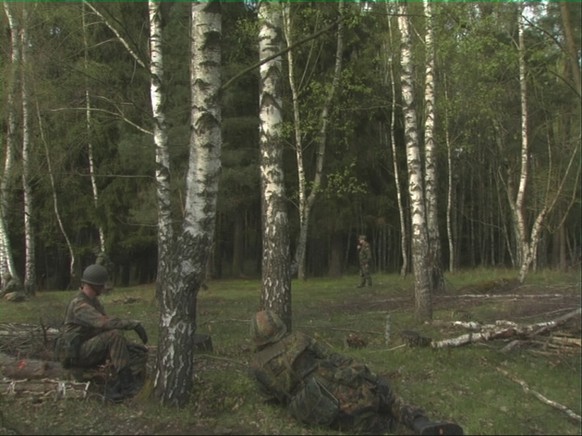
[55,264,148,402]
[249,310,463,435]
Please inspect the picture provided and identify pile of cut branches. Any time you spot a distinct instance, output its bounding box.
[402,308,581,354]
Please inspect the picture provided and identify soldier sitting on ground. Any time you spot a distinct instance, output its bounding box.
[55,264,148,402]
[249,310,463,435]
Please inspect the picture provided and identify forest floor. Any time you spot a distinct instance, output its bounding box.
[0,270,580,435]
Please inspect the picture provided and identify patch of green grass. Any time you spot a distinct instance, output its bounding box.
[1,269,580,435]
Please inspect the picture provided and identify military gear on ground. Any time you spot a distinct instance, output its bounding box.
[289,376,340,426]
[250,311,463,435]
[251,310,288,347]
[81,264,109,287]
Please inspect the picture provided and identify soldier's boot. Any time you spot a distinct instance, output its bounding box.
[412,416,464,435]
[105,368,141,403]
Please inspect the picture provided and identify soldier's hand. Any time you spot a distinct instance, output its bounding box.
[134,323,148,344]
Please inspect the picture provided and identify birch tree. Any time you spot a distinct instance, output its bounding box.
[284,1,344,280]
[398,1,432,322]
[506,5,580,284]
[82,2,106,258]
[148,0,173,302]
[154,1,222,407]
[20,3,35,295]
[258,0,292,329]
[1,2,21,289]
[385,4,408,277]
[422,0,444,292]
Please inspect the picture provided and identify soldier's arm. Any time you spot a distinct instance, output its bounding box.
[73,301,137,331]
[250,366,289,404]
[309,340,353,367]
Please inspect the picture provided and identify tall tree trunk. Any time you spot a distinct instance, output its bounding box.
[21,4,35,296]
[258,1,292,330]
[559,2,581,96]
[422,0,444,292]
[148,0,173,303]
[36,101,76,288]
[285,1,344,281]
[1,3,21,287]
[398,2,432,322]
[154,0,222,407]
[385,6,408,277]
[82,2,106,256]
[511,7,533,283]
[443,74,455,273]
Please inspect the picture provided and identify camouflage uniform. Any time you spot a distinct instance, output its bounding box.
[252,332,430,434]
[357,236,372,287]
[250,311,463,435]
[58,291,145,375]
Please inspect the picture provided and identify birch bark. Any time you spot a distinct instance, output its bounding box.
[21,4,35,295]
[154,1,222,407]
[0,3,21,286]
[422,0,444,292]
[258,1,292,329]
[398,2,432,321]
[148,0,173,302]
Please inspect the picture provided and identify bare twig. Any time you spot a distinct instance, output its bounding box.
[496,367,581,423]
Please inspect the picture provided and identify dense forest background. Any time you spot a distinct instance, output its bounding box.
[0,1,580,291]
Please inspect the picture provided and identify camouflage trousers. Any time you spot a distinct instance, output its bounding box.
[77,330,134,374]
[315,362,424,434]
[359,263,372,286]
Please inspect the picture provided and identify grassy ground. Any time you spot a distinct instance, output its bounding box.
[0,268,580,435]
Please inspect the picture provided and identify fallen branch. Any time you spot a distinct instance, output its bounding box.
[429,308,581,349]
[496,367,582,423]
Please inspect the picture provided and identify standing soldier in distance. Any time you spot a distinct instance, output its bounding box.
[357,234,372,288]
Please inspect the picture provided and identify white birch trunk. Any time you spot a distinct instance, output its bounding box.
[443,78,455,273]
[258,1,292,329]
[148,0,173,301]
[398,3,432,321]
[21,4,35,295]
[514,7,531,283]
[82,3,106,254]
[385,6,408,277]
[285,2,344,280]
[36,102,76,286]
[154,1,221,407]
[1,3,21,285]
[422,0,444,292]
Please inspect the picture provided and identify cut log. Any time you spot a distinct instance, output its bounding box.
[0,352,66,379]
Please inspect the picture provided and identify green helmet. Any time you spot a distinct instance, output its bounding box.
[81,264,109,287]
[250,310,287,347]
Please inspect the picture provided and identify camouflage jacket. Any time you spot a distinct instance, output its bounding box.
[358,241,371,265]
[63,291,137,343]
[250,332,391,431]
